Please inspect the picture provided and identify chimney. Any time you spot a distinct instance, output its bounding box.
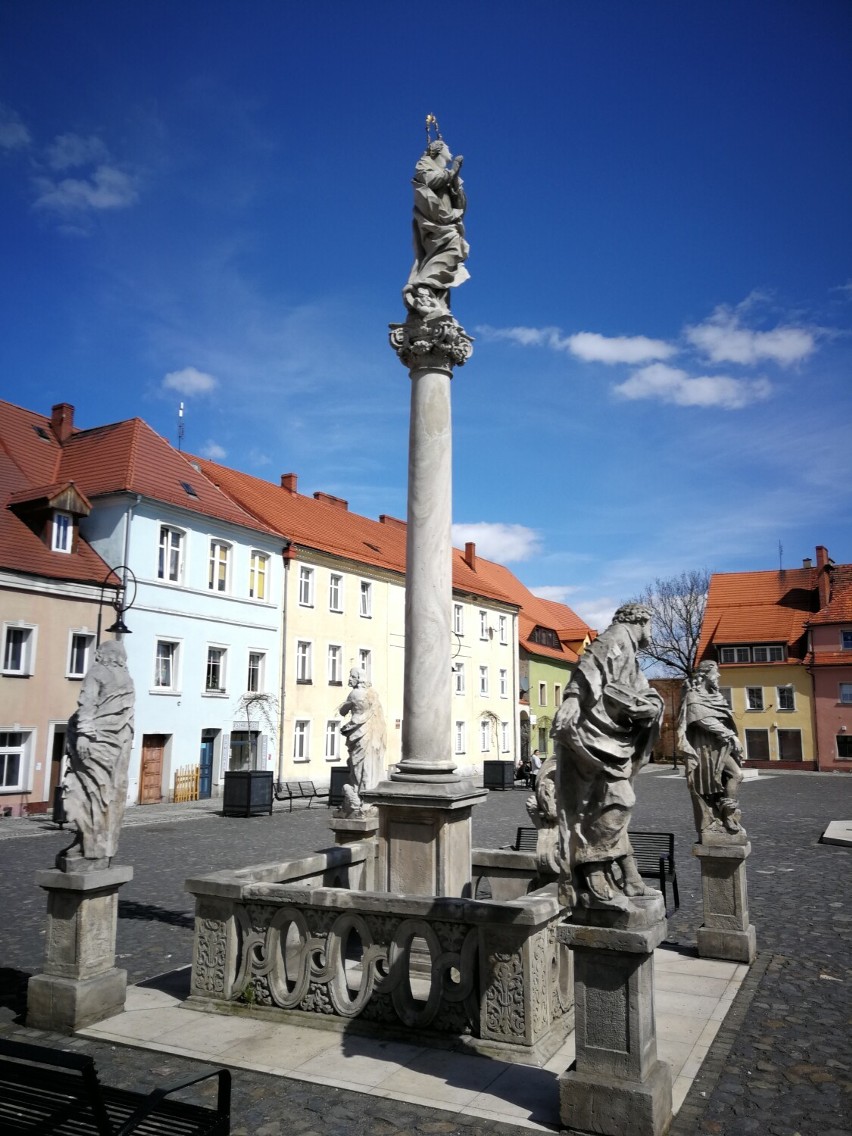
[280,473,298,495]
[313,491,348,510]
[816,545,831,609]
[802,557,812,569]
[464,541,476,571]
[379,514,406,529]
[50,403,75,443]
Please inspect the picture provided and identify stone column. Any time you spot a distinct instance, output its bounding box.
[27,864,133,1032]
[557,895,673,1136]
[693,836,756,963]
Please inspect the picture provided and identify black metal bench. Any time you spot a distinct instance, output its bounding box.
[273,780,329,811]
[630,830,679,913]
[0,1037,230,1134]
[512,825,539,852]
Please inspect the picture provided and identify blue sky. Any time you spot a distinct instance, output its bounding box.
[2,1,851,629]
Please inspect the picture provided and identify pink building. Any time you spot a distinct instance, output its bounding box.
[805,546,852,772]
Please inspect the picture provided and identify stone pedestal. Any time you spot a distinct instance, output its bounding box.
[27,864,133,1033]
[557,895,672,1136]
[693,837,756,962]
[329,811,380,889]
[363,780,486,897]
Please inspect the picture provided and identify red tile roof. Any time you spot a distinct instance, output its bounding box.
[808,582,852,625]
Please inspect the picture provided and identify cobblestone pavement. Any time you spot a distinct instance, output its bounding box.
[1,767,850,1135]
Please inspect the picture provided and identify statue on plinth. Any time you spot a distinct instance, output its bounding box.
[389,116,473,371]
[525,754,559,876]
[551,604,664,911]
[338,668,386,815]
[59,639,135,868]
[677,660,746,839]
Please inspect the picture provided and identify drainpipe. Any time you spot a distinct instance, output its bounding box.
[122,496,141,586]
[276,541,293,783]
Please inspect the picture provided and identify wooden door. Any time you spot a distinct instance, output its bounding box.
[139,734,167,803]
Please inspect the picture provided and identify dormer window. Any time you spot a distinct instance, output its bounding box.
[52,512,73,553]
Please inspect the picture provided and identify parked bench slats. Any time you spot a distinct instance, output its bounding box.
[513,826,538,852]
[273,780,328,811]
[630,830,679,914]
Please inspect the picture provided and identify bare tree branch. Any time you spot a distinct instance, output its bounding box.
[630,569,711,677]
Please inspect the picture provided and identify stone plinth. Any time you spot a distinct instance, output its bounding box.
[557,895,672,1136]
[693,836,756,962]
[363,779,487,898]
[27,864,133,1033]
[329,812,380,889]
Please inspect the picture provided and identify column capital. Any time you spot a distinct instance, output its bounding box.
[388,311,473,372]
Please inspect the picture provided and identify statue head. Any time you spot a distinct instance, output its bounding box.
[695,660,720,690]
[95,640,127,668]
[612,602,653,647]
[348,667,363,688]
[425,138,452,166]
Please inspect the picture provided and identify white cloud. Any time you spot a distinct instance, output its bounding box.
[200,440,227,460]
[530,584,581,604]
[566,331,675,364]
[571,598,617,633]
[613,363,772,410]
[33,165,139,214]
[0,104,31,150]
[44,132,110,170]
[452,522,542,563]
[162,367,219,395]
[475,325,674,364]
[686,305,816,366]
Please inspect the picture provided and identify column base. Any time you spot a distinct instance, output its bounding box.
[27,968,127,1033]
[560,1057,673,1136]
[697,923,756,963]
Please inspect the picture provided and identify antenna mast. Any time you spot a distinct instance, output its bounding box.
[177,402,185,451]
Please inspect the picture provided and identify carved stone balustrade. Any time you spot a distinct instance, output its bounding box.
[186,842,572,1064]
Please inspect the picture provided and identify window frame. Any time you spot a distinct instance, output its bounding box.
[208,539,231,593]
[776,685,795,712]
[359,580,372,618]
[777,728,803,761]
[499,615,508,645]
[842,630,852,651]
[453,604,464,635]
[499,668,508,698]
[0,729,30,791]
[325,719,341,761]
[538,681,547,707]
[479,610,489,640]
[158,525,184,584]
[2,624,36,676]
[480,718,491,753]
[454,720,466,755]
[249,551,269,601]
[837,734,852,759]
[746,686,764,711]
[327,644,343,685]
[204,646,227,695]
[52,511,73,553]
[66,631,94,679]
[744,728,770,760]
[329,572,343,613]
[247,651,265,693]
[153,638,180,692]
[358,648,371,680]
[479,665,489,696]
[298,566,315,607]
[839,683,852,705]
[453,661,465,695]
[293,720,311,763]
[500,721,510,752]
[296,640,313,684]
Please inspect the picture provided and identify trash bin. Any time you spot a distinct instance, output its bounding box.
[222,771,274,817]
[52,785,67,827]
[329,766,349,808]
[483,760,515,790]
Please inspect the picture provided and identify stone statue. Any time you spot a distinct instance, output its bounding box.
[59,639,135,867]
[338,668,386,814]
[525,754,559,876]
[389,118,473,371]
[551,603,664,911]
[677,660,745,839]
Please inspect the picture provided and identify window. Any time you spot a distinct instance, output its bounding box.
[499,668,508,698]
[158,527,183,583]
[837,735,852,760]
[154,640,179,690]
[720,687,733,708]
[752,644,785,663]
[359,580,372,617]
[358,648,371,680]
[454,604,464,635]
[538,726,548,752]
[329,573,343,612]
[479,610,489,640]
[52,511,72,553]
[208,540,230,592]
[480,719,491,753]
[67,632,94,678]
[530,626,560,648]
[0,731,28,790]
[554,684,561,707]
[777,686,795,711]
[328,645,343,684]
[453,662,465,695]
[247,652,265,693]
[746,687,764,711]
[842,630,852,651]
[205,647,226,693]
[840,683,852,705]
[499,615,507,645]
[455,721,466,755]
[249,552,268,600]
[299,566,314,607]
[501,721,510,752]
[293,720,310,763]
[745,729,770,760]
[479,666,489,696]
[296,641,312,683]
[538,682,547,707]
[325,720,340,761]
[735,647,751,663]
[777,729,803,761]
[2,626,35,676]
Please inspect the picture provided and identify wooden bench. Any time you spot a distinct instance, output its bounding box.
[630,830,679,913]
[0,1036,230,1134]
[273,780,329,811]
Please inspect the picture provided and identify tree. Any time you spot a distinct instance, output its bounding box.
[631,569,711,677]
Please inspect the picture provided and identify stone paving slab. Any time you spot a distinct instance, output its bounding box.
[820,819,852,846]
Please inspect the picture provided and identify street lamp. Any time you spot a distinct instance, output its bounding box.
[97,565,137,644]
